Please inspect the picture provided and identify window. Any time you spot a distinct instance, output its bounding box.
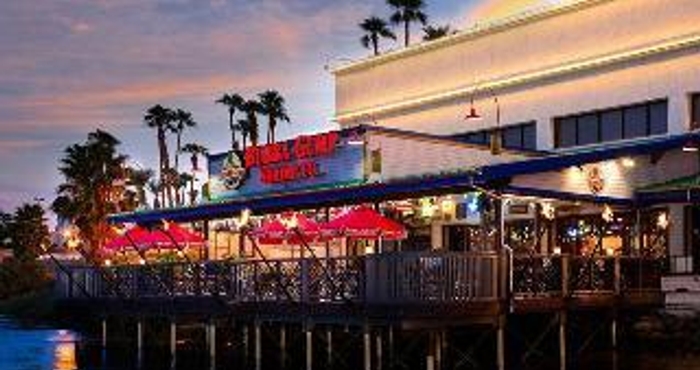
[554,99,668,148]
[692,94,700,130]
[453,121,537,151]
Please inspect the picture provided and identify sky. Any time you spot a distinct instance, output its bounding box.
[0,0,549,212]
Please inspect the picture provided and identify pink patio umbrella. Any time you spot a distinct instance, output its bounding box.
[103,223,205,253]
[321,206,407,240]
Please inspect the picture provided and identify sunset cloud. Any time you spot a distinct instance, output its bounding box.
[0,0,488,211]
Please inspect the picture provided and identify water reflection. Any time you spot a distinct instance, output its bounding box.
[52,330,77,370]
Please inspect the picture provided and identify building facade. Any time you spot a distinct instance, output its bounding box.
[332,0,700,274]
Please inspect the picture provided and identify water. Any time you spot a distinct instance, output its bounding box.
[1,316,700,370]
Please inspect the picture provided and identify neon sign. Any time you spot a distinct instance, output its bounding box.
[244,132,340,184]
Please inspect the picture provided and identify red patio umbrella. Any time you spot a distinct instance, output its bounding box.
[322,206,407,240]
[103,225,158,252]
[103,223,205,253]
[252,213,324,244]
[153,223,206,246]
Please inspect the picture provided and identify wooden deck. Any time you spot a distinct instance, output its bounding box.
[54,252,665,325]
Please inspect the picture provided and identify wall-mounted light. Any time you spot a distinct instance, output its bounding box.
[541,202,555,220]
[104,259,112,267]
[602,205,614,223]
[621,158,636,168]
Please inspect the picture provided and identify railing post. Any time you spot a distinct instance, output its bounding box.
[301,259,310,304]
[561,255,569,298]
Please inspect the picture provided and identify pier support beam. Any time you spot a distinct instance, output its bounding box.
[364,325,372,370]
[243,324,250,361]
[255,321,262,370]
[326,327,333,366]
[497,316,506,370]
[376,331,383,370]
[208,322,216,368]
[559,312,567,370]
[611,316,618,349]
[427,332,436,370]
[280,325,287,368]
[101,319,107,349]
[388,326,395,369]
[136,320,143,368]
[306,324,313,370]
[170,321,177,368]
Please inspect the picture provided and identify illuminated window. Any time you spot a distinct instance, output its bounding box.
[554,99,668,148]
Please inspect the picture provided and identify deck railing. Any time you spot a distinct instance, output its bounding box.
[55,252,665,306]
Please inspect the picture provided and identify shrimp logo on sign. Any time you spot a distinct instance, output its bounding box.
[587,166,605,195]
[221,152,247,190]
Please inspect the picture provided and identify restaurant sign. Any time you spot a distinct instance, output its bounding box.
[208,130,365,201]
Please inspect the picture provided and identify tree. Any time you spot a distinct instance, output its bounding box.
[216,93,245,151]
[360,17,396,56]
[54,130,128,256]
[172,108,197,172]
[387,0,428,47]
[180,143,208,206]
[144,104,176,208]
[241,100,264,148]
[126,168,154,210]
[259,90,290,144]
[238,118,251,152]
[10,204,50,261]
[422,24,454,41]
[181,143,209,172]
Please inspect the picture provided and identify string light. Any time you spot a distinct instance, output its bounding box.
[657,212,669,229]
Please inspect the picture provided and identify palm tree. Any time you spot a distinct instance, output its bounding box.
[238,118,251,152]
[181,143,209,172]
[126,168,154,209]
[242,100,264,148]
[360,17,396,56]
[216,93,245,151]
[54,130,128,255]
[172,108,197,172]
[422,24,454,41]
[387,0,428,47]
[147,180,162,209]
[144,104,175,207]
[259,90,290,144]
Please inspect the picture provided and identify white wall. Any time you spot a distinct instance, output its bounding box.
[366,131,528,182]
[335,0,700,150]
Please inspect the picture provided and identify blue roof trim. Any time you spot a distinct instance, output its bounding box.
[480,132,700,182]
[109,173,478,225]
[637,188,700,205]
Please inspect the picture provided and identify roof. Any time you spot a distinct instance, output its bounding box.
[109,132,700,225]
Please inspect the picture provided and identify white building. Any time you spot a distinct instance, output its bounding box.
[333,0,700,269]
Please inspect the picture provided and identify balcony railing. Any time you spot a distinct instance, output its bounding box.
[55,252,665,307]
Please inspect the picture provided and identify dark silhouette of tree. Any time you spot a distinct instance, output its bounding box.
[360,17,396,56]
[144,104,176,208]
[126,168,154,210]
[242,99,264,148]
[216,93,245,151]
[259,90,290,144]
[387,0,428,47]
[6,203,50,261]
[173,108,197,172]
[181,143,209,172]
[54,130,128,256]
[422,24,455,41]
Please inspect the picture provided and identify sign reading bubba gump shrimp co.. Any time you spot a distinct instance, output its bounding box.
[207,129,365,201]
[244,132,339,184]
